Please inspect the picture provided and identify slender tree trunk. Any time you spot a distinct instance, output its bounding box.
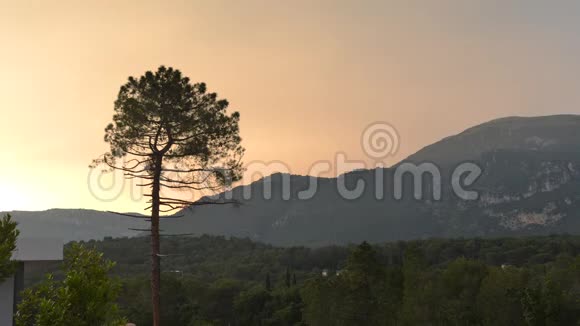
[151,154,162,326]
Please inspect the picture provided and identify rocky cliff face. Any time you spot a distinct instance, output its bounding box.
[465,150,580,232]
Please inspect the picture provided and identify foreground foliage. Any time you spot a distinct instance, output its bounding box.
[15,243,126,326]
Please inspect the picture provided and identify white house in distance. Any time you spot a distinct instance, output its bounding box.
[0,238,63,326]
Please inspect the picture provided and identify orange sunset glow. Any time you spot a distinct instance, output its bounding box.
[2,1,580,212]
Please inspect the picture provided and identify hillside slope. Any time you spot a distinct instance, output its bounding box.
[162,115,580,245]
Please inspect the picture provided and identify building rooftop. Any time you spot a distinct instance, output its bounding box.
[11,238,63,261]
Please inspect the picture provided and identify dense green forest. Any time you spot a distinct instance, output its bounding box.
[36,235,580,325]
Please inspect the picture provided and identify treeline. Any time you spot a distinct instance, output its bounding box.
[88,234,580,281]
[118,275,303,325]
[301,242,580,325]
[62,235,580,324]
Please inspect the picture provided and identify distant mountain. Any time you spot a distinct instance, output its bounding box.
[406,115,580,166]
[160,115,580,246]
[2,209,148,242]
[6,115,580,246]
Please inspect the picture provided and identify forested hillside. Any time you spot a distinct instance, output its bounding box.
[41,235,580,325]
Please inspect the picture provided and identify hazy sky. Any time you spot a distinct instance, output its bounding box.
[1,0,580,212]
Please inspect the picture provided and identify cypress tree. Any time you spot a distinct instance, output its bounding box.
[285,267,291,288]
[266,272,271,291]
